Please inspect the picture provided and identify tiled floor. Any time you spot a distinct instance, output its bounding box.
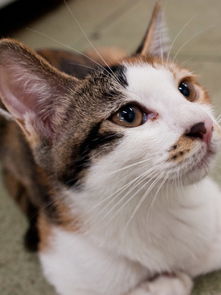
[1,0,221,294]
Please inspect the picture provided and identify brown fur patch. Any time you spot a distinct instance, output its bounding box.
[38,214,52,251]
[54,199,81,232]
[38,204,80,252]
[37,48,96,79]
[168,135,195,162]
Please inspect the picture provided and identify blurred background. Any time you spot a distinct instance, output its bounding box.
[1,0,221,294]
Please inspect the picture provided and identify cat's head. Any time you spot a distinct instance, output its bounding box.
[0,3,220,197]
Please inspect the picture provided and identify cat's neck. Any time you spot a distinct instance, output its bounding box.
[64,176,220,274]
[67,176,214,237]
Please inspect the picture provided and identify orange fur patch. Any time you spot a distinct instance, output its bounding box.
[38,201,80,252]
[85,47,127,66]
[55,199,81,232]
[38,214,52,251]
[167,63,211,104]
[168,136,195,163]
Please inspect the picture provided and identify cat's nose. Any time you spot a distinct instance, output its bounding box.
[185,119,213,144]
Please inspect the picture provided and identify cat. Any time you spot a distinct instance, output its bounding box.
[1,2,221,295]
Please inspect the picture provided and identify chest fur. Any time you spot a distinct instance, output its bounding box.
[66,177,221,276]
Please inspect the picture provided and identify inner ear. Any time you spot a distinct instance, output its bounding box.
[0,39,78,143]
[135,2,170,58]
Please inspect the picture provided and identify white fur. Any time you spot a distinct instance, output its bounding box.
[40,64,221,295]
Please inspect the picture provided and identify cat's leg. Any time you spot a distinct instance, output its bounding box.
[126,272,193,295]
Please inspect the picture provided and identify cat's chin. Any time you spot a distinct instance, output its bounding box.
[166,168,209,187]
[181,167,209,185]
[180,150,216,185]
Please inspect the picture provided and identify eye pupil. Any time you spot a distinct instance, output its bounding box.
[119,106,136,123]
[179,81,190,97]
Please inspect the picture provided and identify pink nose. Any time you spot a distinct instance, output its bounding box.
[185,118,213,144]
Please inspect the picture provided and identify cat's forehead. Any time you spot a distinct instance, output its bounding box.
[81,57,209,112]
[123,59,192,89]
[118,58,210,106]
[124,62,175,94]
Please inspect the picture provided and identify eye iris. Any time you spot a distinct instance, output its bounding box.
[110,104,145,127]
[179,81,190,97]
[119,106,136,123]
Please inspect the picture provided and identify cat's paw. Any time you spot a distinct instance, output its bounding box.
[128,272,193,295]
[148,272,193,295]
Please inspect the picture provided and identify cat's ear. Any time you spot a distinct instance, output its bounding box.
[0,39,78,144]
[135,2,170,57]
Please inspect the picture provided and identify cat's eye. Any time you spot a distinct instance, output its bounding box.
[178,80,197,102]
[111,104,146,127]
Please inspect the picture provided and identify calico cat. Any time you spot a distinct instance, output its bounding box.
[1,2,221,295]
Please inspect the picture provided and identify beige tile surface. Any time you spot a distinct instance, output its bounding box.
[13,0,137,50]
[1,0,221,294]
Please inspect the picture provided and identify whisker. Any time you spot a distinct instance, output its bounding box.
[216,113,221,122]
[107,153,163,176]
[86,166,158,221]
[166,15,196,63]
[27,26,142,103]
[65,61,97,72]
[84,177,146,229]
[102,169,159,223]
[63,0,123,88]
[26,27,110,73]
[159,23,164,64]
[173,24,215,63]
[125,172,164,230]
